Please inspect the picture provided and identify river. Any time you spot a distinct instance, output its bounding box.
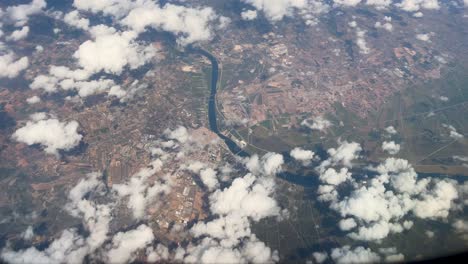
[189,47,249,157]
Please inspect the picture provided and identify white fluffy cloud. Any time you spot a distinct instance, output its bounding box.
[301,116,332,131]
[319,141,362,170]
[416,33,432,42]
[73,0,141,18]
[21,226,34,241]
[146,244,169,263]
[385,126,397,135]
[64,10,90,30]
[65,173,112,251]
[122,3,224,46]
[1,229,89,264]
[241,10,258,20]
[2,173,110,264]
[311,139,461,243]
[106,225,155,264]
[356,28,370,54]
[379,247,405,262]
[1,132,187,263]
[375,17,393,32]
[312,252,328,263]
[180,152,284,263]
[244,153,284,176]
[0,53,29,78]
[210,173,281,221]
[339,218,357,231]
[443,124,464,139]
[6,26,29,41]
[113,159,170,219]
[366,0,392,9]
[2,0,46,26]
[74,26,156,75]
[331,246,380,264]
[328,157,458,241]
[29,65,121,98]
[290,147,315,165]
[242,0,307,21]
[200,168,219,191]
[320,167,352,186]
[74,0,226,46]
[26,95,41,104]
[13,117,82,155]
[382,141,400,155]
[241,0,330,25]
[396,0,440,12]
[334,0,363,7]
[165,126,190,144]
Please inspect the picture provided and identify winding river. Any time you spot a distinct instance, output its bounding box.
[190,47,249,157]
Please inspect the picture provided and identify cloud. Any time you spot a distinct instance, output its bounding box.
[242,0,307,21]
[320,168,352,186]
[200,168,219,191]
[74,1,228,46]
[21,226,34,241]
[64,10,90,30]
[1,173,110,264]
[320,156,460,241]
[385,253,405,262]
[146,245,169,263]
[2,0,47,26]
[301,116,332,131]
[108,85,127,99]
[190,214,253,248]
[396,0,440,12]
[26,96,41,104]
[112,159,170,219]
[30,65,123,98]
[453,219,468,240]
[439,96,449,102]
[356,28,370,54]
[366,0,392,9]
[121,3,224,46]
[106,225,155,264]
[241,10,258,20]
[319,141,362,170]
[308,139,461,243]
[0,53,29,78]
[74,26,156,75]
[13,117,82,155]
[334,0,363,7]
[312,252,328,263]
[1,229,89,264]
[331,246,380,264]
[339,218,357,231]
[210,173,281,221]
[375,17,392,32]
[181,152,284,263]
[442,124,464,139]
[379,247,405,262]
[382,141,400,155]
[290,147,315,165]
[65,172,112,251]
[244,153,284,176]
[412,180,458,219]
[180,236,278,264]
[165,126,190,144]
[385,126,397,135]
[6,26,29,41]
[29,112,47,121]
[416,33,432,42]
[73,0,140,18]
